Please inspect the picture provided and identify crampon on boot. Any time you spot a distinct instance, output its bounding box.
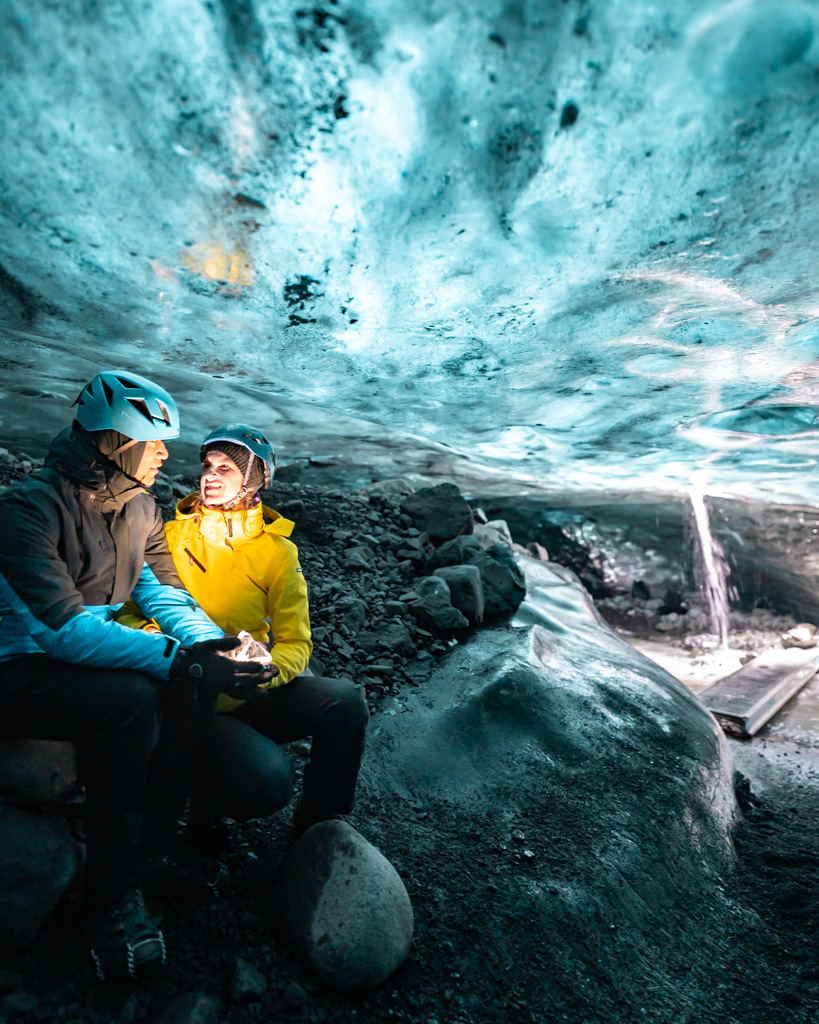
[85,888,166,981]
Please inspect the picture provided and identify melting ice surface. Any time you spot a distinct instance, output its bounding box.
[3,1,819,503]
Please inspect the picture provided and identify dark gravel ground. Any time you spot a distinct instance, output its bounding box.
[0,454,817,1023]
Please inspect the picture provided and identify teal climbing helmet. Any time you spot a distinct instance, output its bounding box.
[200,424,277,488]
[73,370,180,440]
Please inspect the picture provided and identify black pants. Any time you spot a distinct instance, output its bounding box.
[0,655,161,904]
[145,675,368,851]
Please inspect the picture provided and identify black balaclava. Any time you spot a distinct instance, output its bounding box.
[87,429,150,511]
[95,430,148,479]
[200,441,265,510]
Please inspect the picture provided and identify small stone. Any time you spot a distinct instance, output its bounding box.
[229,957,268,1002]
[153,992,223,1024]
[526,541,549,561]
[369,662,394,675]
[344,546,376,569]
[282,982,308,1008]
[118,993,141,1023]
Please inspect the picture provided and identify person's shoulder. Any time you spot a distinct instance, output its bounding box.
[258,523,300,562]
[261,506,295,535]
[0,468,65,510]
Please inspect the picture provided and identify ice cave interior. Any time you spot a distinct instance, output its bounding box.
[3,0,819,728]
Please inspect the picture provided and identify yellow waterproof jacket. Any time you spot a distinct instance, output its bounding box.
[119,495,312,711]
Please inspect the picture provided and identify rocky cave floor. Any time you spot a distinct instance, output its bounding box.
[0,449,817,1023]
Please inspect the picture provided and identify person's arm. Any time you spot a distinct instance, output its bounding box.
[131,562,223,645]
[265,538,313,686]
[0,495,181,678]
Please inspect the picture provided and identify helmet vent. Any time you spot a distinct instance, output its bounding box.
[156,400,172,426]
[117,377,142,390]
[101,378,114,406]
[126,396,156,423]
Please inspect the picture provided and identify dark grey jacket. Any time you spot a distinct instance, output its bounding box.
[0,426,221,677]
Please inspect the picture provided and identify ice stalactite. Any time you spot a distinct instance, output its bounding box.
[690,476,731,648]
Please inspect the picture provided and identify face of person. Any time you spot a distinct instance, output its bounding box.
[201,450,243,505]
[135,439,169,486]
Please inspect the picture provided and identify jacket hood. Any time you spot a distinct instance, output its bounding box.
[45,426,148,511]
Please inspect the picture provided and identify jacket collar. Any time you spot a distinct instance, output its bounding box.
[175,493,295,541]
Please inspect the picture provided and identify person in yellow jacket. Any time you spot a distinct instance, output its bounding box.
[120,424,368,849]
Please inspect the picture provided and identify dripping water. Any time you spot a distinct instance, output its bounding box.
[689,482,731,648]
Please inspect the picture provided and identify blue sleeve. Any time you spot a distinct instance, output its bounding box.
[131,563,223,646]
[0,570,180,679]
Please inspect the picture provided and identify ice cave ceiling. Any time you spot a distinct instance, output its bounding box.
[3,0,819,502]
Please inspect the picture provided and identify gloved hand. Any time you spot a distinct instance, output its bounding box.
[169,636,275,700]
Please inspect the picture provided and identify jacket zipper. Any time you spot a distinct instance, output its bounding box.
[184,547,206,572]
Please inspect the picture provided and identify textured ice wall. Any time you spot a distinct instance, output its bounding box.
[2,1,819,500]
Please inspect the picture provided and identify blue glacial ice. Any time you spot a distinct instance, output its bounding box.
[2,0,819,503]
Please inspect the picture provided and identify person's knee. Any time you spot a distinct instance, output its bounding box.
[203,719,295,821]
[98,670,161,739]
[324,680,369,735]
[216,757,294,821]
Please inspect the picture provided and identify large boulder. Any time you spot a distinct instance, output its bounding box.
[357,557,738,1016]
[425,534,482,571]
[433,564,485,626]
[464,544,526,622]
[400,483,474,545]
[270,821,413,992]
[0,738,77,805]
[0,804,82,949]
[405,576,469,635]
[473,519,515,549]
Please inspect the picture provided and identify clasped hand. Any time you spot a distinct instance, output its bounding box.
[170,636,278,699]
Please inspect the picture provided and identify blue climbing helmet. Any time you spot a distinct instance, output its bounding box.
[73,370,180,440]
[199,424,277,489]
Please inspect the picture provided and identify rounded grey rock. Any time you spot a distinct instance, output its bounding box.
[270,820,413,992]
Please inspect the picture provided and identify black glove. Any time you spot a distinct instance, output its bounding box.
[169,636,275,700]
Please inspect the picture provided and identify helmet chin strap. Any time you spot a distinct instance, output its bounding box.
[107,438,139,458]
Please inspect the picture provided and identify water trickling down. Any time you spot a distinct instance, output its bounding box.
[689,482,731,648]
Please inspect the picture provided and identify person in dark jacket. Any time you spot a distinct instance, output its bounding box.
[0,370,273,981]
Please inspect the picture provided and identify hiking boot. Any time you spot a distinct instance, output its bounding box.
[85,888,166,981]
[292,799,345,837]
